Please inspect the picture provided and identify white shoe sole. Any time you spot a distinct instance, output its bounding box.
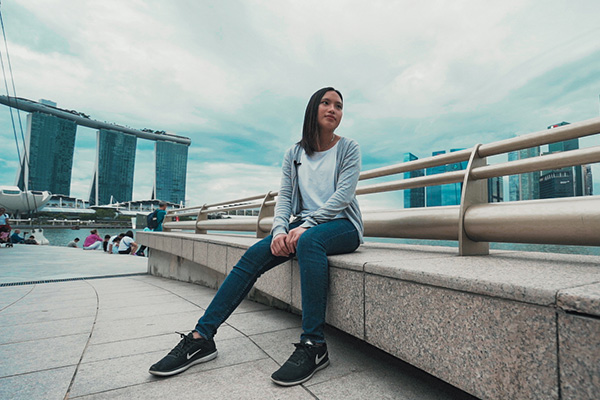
[271,359,330,386]
[149,350,218,377]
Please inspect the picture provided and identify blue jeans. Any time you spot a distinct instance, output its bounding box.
[195,218,360,343]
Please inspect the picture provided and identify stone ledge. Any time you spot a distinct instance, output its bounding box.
[138,231,600,399]
[138,231,600,315]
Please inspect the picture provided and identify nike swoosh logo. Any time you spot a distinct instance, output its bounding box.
[315,351,327,365]
[187,349,203,360]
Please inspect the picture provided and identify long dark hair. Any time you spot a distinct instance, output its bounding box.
[299,87,343,156]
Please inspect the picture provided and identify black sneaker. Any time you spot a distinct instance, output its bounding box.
[271,338,330,386]
[149,332,218,377]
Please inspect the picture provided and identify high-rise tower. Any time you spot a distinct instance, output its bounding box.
[16,111,77,195]
[153,141,188,205]
[89,129,137,205]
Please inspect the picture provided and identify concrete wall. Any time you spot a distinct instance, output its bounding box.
[138,231,600,400]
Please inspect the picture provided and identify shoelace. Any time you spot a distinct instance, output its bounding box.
[287,342,312,365]
[168,332,195,357]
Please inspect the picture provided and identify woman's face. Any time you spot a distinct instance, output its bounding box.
[318,90,343,132]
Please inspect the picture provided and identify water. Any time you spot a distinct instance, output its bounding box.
[33,228,600,256]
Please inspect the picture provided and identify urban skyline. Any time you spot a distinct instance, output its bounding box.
[10,99,191,206]
[0,1,598,210]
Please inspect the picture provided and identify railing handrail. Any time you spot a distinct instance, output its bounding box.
[163,116,600,255]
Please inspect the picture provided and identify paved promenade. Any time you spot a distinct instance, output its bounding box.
[0,245,477,399]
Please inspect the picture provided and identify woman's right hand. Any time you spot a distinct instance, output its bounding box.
[271,233,291,257]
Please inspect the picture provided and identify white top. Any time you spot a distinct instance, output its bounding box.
[118,236,134,251]
[298,143,338,217]
[0,213,8,225]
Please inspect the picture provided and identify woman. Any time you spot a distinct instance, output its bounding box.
[149,87,363,386]
[82,229,103,250]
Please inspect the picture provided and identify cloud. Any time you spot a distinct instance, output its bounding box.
[1,0,599,209]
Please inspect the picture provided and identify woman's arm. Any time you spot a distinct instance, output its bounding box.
[300,140,361,228]
[271,148,294,238]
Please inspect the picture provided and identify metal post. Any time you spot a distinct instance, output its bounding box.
[459,144,489,255]
[256,192,276,238]
[195,204,208,234]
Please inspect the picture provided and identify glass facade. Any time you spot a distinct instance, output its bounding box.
[426,149,467,207]
[18,112,77,195]
[508,147,541,201]
[89,129,137,205]
[403,152,424,208]
[154,141,188,205]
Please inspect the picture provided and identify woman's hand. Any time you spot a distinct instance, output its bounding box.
[287,226,307,253]
[271,233,292,257]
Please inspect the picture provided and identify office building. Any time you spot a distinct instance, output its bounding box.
[539,168,574,199]
[16,111,77,195]
[426,149,467,207]
[544,122,584,197]
[403,152,425,208]
[488,176,504,203]
[89,129,137,206]
[583,165,593,195]
[508,147,541,201]
[153,141,188,205]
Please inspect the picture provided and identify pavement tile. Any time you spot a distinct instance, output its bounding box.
[89,310,245,344]
[69,336,269,398]
[70,358,312,400]
[0,333,89,376]
[0,365,76,400]
[0,315,95,345]
[94,300,200,323]
[0,303,97,327]
[226,309,302,336]
[82,326,242,363]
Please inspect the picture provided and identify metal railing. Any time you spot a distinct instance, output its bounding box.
[163,117,600,255]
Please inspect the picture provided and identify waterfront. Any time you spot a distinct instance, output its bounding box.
[25,228,142,247]
[22,228,600,256]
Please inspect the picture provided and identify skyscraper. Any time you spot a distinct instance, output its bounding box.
[403,152,425,208]
[154,141,189,205]
[508,147,541,201]
[89,129,137,205]
[488,176,504,203]
[426,149,467,206]
[17,111,77,195]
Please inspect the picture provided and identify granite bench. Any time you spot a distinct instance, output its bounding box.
[137,231,600,400]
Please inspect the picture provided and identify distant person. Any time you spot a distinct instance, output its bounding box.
[83,229,103,250]
[67,238,80,248]
[0,207,10,233]
[118,230,138,255]
[108,233,125,254]
[24,235,39,245]
[102,234,111,252]
[155,201,168,232]
[136,202,168,256]
[10,229,25,244]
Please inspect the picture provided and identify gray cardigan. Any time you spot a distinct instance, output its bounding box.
[271,136,364,243]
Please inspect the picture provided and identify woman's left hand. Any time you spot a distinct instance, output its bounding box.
[287,226,307,253]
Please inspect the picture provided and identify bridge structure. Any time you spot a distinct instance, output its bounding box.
[0,95,191,206]
[136,117,600,399]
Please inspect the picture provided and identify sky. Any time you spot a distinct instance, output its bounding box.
[0,0,599,211]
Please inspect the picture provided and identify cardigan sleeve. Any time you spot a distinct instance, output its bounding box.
[270,147,294,237]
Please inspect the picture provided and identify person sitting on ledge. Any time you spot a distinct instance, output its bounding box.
[10,229,25,244]
[83,229,103,250]
[118,230,138,255]
[24,235,38,245]
[67,238,80,248]
[149,87,363,386]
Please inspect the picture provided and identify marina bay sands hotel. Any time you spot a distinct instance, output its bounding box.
[0,96,191,206]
